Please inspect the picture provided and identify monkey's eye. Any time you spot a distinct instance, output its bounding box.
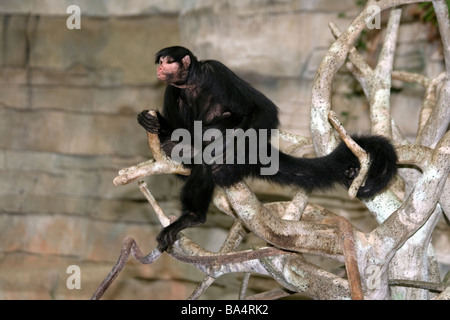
[160,57,175,65]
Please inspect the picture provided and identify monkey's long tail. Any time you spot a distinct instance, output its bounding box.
[261,135,397,198]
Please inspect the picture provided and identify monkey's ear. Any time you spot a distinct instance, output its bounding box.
[181,55,191,68]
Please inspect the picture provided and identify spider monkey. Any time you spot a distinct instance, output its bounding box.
[138,46,398,251]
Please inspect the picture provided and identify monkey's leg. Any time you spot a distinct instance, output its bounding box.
[157,165,215,251]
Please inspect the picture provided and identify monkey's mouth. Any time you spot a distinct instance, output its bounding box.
[156,72,166,81]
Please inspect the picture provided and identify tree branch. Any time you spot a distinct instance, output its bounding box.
[311,0,429,155]
[417,0,450,148]
[370,7,402,138]
[372,131,450,261]
[321,216,364,300]
[224,182,345,259]
[90,237,163,300]
[328,111,371,199]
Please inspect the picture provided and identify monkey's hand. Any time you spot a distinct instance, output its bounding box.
[137,110,160,134]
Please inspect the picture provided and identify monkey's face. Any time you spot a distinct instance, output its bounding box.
[156,56,181,83]
[156,54,191,87]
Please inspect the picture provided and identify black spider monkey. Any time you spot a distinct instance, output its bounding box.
[138,46,398,251]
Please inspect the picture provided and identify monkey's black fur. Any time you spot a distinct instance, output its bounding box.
[138,46,398,250]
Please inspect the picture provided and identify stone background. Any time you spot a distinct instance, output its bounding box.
[0,0,448,299]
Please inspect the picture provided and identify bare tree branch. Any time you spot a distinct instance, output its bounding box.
[369,7,402,138]
[417,0,450,148]
[311,0,429,155]
[372,130,450,260]
[188,276,216,300]
[244,288,293,300]
[328,111,371,199]
[238,273,251,300]
[433,0,450,75]
[436,285,450,300]
[138,180,171,227]
[321,216,364,300]
[417,73,446,142]
[389,279,446,292]
[90,237,163,300]
[391,70,430,87]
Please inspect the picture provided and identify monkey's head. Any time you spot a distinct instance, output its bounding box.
[154,46,197,87]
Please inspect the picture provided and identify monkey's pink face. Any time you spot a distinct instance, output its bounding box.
[156,56,180,82]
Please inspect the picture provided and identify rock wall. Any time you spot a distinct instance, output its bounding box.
[0,0,447,300]
[0,1,194,300]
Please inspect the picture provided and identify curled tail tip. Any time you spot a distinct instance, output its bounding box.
[354,135,398,198]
